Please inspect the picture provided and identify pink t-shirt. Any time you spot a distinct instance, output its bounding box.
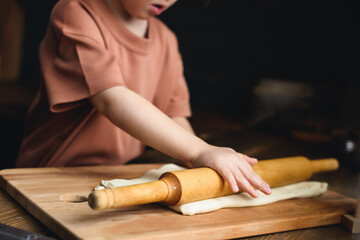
[16,0,191,167]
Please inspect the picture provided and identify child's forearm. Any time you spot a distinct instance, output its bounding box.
[171,116,195,135]
[89,86,207,162]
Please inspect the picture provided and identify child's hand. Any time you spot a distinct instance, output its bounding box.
[191,146,272,198]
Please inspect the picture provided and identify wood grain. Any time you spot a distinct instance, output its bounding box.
[0,164,356,240]
[0,188,55,237]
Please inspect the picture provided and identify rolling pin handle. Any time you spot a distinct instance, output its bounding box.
[310,158,339,174]
[88,180,169,210]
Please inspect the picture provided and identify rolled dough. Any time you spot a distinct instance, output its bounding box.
[96,164,328,215]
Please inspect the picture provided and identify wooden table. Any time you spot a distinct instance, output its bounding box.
[1,113,360,239]
[0,159,359,240]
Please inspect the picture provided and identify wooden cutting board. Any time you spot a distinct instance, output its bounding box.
[0,164,356,240]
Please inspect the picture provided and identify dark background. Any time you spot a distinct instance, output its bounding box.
[1,0,360,168]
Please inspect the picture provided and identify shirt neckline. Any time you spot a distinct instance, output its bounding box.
[91,0,155,55]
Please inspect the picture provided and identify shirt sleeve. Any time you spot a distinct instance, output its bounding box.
[41,1,124,112]
[162,30,192,118]
[165,50,192,118]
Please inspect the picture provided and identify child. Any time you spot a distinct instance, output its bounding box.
[16,0,272,198]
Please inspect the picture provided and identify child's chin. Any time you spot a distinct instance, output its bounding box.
[133,13,152,20]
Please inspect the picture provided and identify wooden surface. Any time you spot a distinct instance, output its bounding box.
[0,164,356,240]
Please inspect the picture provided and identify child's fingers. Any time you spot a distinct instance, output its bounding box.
[233,170,259,198]
[240,165,272,195]
[240,154,258,166]
[220,169,240,193]
[237,154,272,195]
[224,163,260,198]
[248,173,272,195]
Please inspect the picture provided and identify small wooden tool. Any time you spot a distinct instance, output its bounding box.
[88,156,339,210]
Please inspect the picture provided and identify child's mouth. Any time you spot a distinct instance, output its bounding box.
[150,4,164,15]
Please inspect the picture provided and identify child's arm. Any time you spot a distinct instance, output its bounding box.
[90,86,271,197]
[171,116,195,135]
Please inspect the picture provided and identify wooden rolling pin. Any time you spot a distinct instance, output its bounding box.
[88,156,338,210]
